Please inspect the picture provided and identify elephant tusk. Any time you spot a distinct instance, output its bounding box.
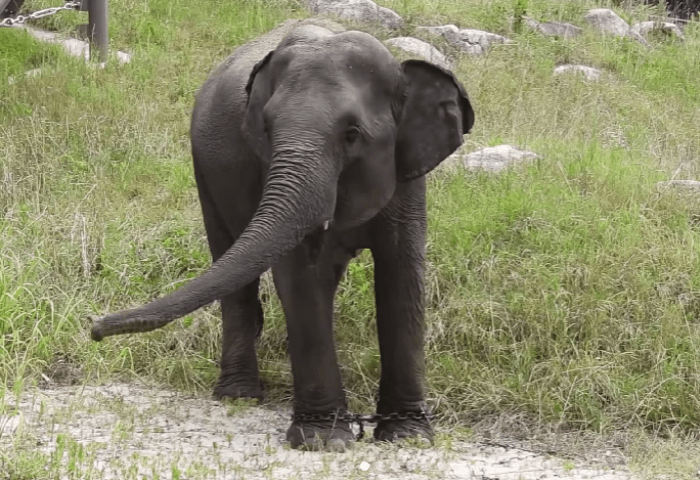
[323,220,330,230]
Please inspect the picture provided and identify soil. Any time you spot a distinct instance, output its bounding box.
[0,383,637,479]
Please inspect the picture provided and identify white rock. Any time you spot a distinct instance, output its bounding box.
[584,8,630,36]
[116,50,132,63]
[525,17,582,38]
[631,21,684,40]
[419,25,509,55]
[308,0,403,30]
[440,145,540,174]
[385,37,452,69]
[553,64,602,81]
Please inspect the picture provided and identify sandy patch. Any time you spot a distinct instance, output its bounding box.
[0,384,636,479]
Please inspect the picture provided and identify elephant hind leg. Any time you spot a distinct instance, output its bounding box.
[194,161,264,401]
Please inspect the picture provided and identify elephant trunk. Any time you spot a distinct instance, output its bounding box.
[91,149,336,341]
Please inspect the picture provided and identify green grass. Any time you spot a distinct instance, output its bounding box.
[0,28,64,80]
[2,0,700,477]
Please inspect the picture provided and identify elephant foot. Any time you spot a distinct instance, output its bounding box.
[373,413,434,444]
[286,418,355,452]
[213,378,264,401]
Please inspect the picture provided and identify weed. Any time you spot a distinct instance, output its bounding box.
[513,0,529,32]
[224,397,258,416]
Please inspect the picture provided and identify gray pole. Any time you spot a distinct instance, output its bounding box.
[88,0,108,62]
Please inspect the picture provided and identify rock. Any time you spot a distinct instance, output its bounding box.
[116,51,132,63]
[384,37,452,69]
[584,8,649,47]
[525,17,582,38]
[307,0,403,30]
[11,24,132,63]
[583,8,649,46]
[631,21,684,40]
[656,180,700,191]
[553,64,602,81]
[7,67,42,85]
[584,8,630,36]
[419,25,509,55]
[7,24,132,84]
[627,28,651,47]
[376,6,402,30]
[440,145,541,174]
[42,358,84,386]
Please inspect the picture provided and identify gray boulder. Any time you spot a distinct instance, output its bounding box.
[385,37,452,69]
[631,21,684,41]
[583,8,650,46]
[419,25,509,55]
[376,5,402,29]
[440,145,541,174]
[553,64,602,81]
[584,8,630,36]
[525,17,582,38]
[307,0,403,30]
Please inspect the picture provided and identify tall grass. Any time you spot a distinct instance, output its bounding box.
[2,0,700,463]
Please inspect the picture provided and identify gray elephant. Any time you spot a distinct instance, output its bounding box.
[91,18,474,450]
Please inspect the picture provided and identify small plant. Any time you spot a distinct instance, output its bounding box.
[513,0,528,33]
[224,397,258,416]
[400,435,433,449]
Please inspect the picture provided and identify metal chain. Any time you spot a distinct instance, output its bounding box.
[1,1,81,27]
[292,410,435,440]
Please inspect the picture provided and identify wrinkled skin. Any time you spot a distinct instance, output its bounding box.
[90,19,474,451]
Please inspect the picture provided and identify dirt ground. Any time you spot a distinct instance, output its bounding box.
[0,383,636,479]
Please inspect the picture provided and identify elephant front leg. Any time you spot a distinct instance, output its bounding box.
[272,239,354,451]
[194,163,265,401]
[371,207,434,442]
[215,279,265,401]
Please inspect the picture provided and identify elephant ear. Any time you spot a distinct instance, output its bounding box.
[245,50,274,100]
[243,51,276,159]
[395,60,475,182]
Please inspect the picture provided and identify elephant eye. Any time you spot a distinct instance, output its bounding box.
[345,126,361,144]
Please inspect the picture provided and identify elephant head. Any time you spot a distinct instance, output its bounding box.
[91,28,474,341]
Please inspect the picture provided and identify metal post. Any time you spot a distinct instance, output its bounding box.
[87,0,107,62]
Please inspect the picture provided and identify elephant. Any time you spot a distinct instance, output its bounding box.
[90,18,474,450]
